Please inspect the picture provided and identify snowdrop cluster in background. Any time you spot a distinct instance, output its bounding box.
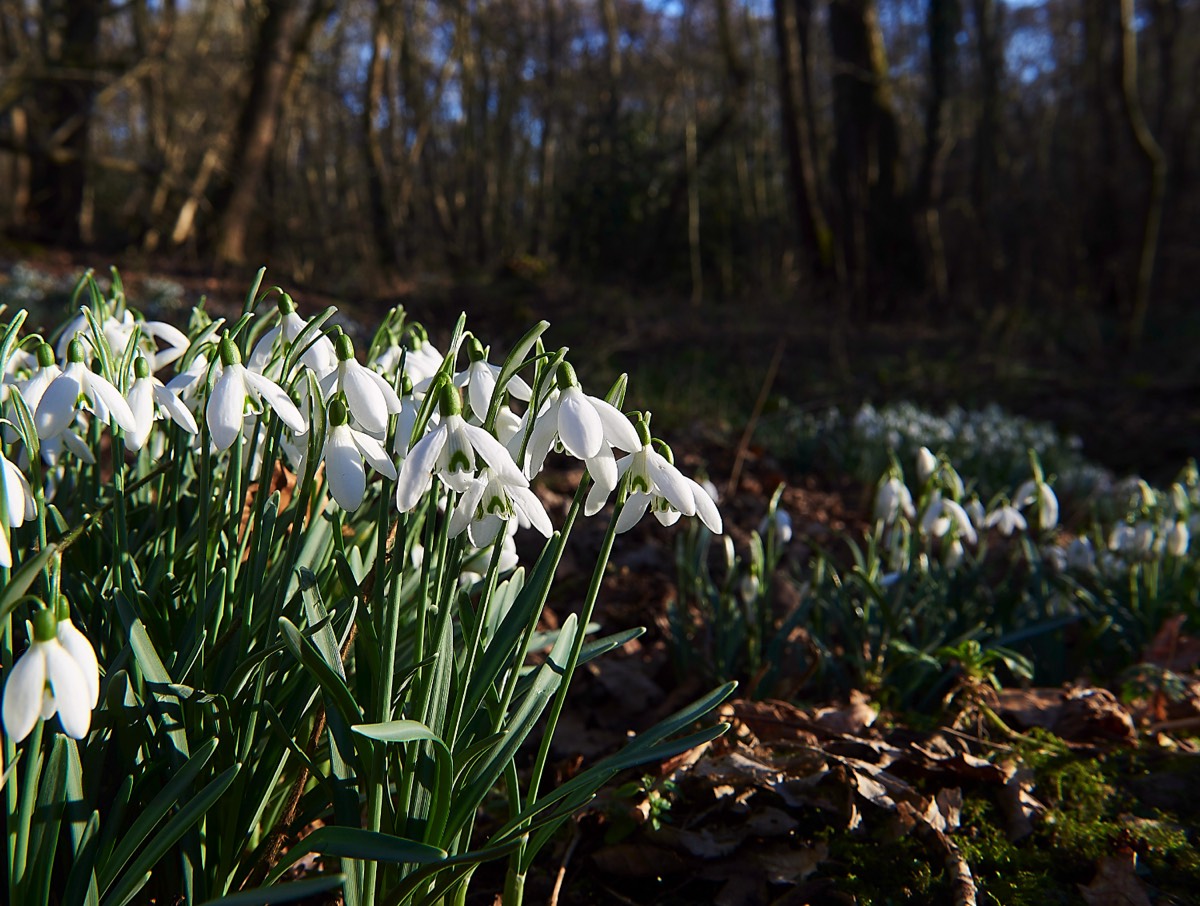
[0,268,732,906]
[787,399,1111,502]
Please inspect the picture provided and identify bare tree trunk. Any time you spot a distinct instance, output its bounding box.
[363,0,398,272]
[773,0,832,276]
[917,0,960,306]
[971,0,1001,233]
[828,0,915,312]
[1119,0,1167,349]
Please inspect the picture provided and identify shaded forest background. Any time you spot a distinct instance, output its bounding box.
[1,0,1198,355]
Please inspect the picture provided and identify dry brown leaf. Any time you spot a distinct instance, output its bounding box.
[756,841,828,884]
[1145,614,1200,672]
[589,842,691,879]
[1078,849,1153,906]
[812,689,878,736]
[998,764,1044,841]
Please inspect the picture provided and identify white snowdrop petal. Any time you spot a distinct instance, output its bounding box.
[351,430,398,479]
[557,387,604,460]
[362,366,404,414]
[326,427,366,511]
[646,453,696,517]
[615,493,651,534]
[589,397,641,452]
[244,370,307,434]
[207,368,246,451]
[468,514,504,549]
[35,372,83,439]
[510,486,553,537]
[448,479,486,538]
[584,446,618,517]
[461,424,527,486]
[468,363,496,421]
[687,476,723,534]
[395,425,448,511]
[44,643,90,739]
[341,365,388,434]
[57,621,99,708]
[2,644,45,741]
[83,372,138,434]
[62,431,96,464]
[153,382,199,435]
[126,380,156,450]
[249,326,282,371]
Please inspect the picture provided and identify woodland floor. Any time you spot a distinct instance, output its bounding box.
[5,255,1200,905]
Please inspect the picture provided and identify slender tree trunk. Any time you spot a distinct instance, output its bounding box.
[917,0,960,306]
[212,0,304,265]
[971,0,1001,232]
[1119,0,1167,348]
[363,0,398,271]
[773,0,832,276]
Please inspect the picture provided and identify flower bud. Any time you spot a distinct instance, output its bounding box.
[916,447,937,484]
[1167,521,1190,558]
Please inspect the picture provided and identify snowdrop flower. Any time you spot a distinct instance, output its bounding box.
[916,447,938,484]
[250,293,337,378]
[455,338,531,422]
[206,336,306,451]
[448,466,552,547]
[920,492,977,544]
[1066,536,1096,572]
[874,474,915,524]
[963,497,986,529]
[0,445,36,568]
[2,605,97,742]
[320,332,403,436]
[984,502,1027,536]
[943,538,965,569]
[525,363,640,515]
[395,379,527,511]
[607,420,722,535]
[9,344,60,426]
[57,309,189,373]
[125,357,199,451]
[34,339,138,440]
[378,325,444,385]
[759,508,793,544]
[1014,478,1059,531]
[1166,520,1190,558]
[323,397,398,511]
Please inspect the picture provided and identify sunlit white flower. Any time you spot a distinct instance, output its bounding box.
[250,294,337,378]
[125,356,199,450]
[608,425,722,535]
[322,398,398,511]
[320,332,403,436]
[395,381,527,511]
[984,503,1027,536]
[1166,520,1190,558]
[57,308,189,373]
[0,446,36,568]
[1015,479,1059,531]
[2,607,96,742]
[874,475,915,524]
[964,497,986,529]
[34,339,137,440]
[943,538,965,569]
[206,337,306,451]
[920,492,977,545]
[448,466,552,547]
[454,338,532,423]
[916,446,938,484]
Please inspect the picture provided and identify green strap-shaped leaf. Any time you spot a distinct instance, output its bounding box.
[101,763,240,906]
[197,874,346,906]
[265,827,447,887]
[278,617,364,727]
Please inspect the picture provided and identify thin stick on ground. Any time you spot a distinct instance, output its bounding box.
[726,337,785,499]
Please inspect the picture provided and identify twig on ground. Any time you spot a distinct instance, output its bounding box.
[548,823,582,906]
[726,337,785,499]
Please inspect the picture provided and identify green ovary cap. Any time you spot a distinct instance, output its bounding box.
[218,336,241,366]
[335,332,355,362]
[436,378,462,417]
[66,339,86,364]
[134,357,150,379]
[329,397,349,427]
[32,606,57,642]
[467,337,486,362]
[277,293,296,316]
[35,343,55,368]
[555,361,579,391]
[633,412,652,447]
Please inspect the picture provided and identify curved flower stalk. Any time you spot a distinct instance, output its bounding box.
[395,379,526,511]
[2,604,99,742]
[250,293,337,378]
[206,336,307,451]
[322,397,398,511]
[320,332,403,437]
[125,356,199,451]
[455,337,532,423]
[34,339,138,440]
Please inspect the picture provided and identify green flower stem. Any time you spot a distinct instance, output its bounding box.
[445,538,508,748]
[11,719,44,900]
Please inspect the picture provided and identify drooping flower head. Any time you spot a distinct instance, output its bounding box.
[34,339,138,440]
[206,335,307,451]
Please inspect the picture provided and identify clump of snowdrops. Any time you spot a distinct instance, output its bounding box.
[672,439,1200,710]
[0,269,732,906]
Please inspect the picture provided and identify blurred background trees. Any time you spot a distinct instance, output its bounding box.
[0,0,1196,343]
